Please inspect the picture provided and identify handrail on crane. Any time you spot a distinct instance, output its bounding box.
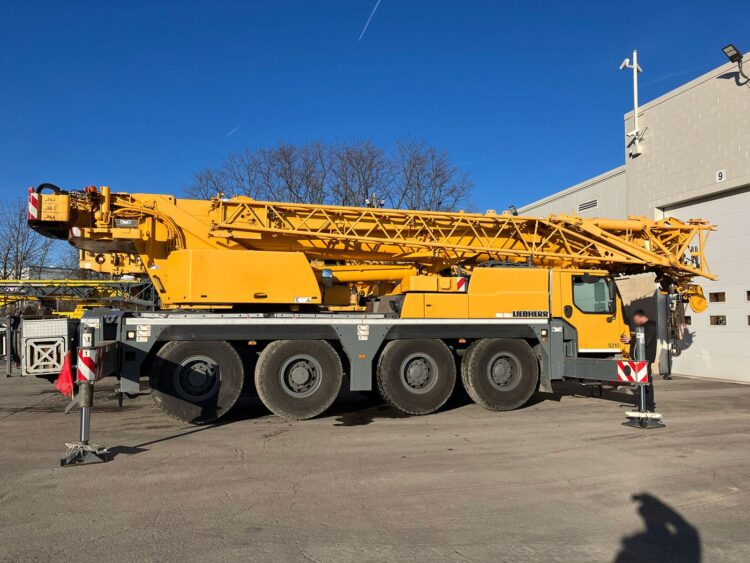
[0,278,158,313]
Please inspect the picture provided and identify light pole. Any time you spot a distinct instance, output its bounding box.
[620,50,645,157]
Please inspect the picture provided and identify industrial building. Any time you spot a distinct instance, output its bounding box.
[521,49,750,383]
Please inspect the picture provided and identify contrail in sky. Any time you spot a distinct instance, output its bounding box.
[226,124,241,137]
[642,65,709,86]
[358,0,382,41]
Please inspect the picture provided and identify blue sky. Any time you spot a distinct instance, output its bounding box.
[2,1,748,210]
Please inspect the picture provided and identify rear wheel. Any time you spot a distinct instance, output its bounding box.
[376,339,456,415]
[461,338,538,411]
[150,340,244,424]
[255,340,343,420]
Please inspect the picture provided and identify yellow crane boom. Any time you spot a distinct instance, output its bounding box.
[211,198,712,278]
[28,184,714,310]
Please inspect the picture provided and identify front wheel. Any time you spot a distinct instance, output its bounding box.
[150,340,245,424]
[461,338,538,411]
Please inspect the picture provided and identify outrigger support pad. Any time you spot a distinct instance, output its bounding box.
[621,326,665,430]
[623,410,665,430]
[60,442,110,467]
[60,329,112,467]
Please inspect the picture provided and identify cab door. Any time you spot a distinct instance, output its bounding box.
[557,272,627,354]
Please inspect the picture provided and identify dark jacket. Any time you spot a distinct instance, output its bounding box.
[631,319,657,362]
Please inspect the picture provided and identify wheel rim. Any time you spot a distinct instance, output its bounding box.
[487,352,522,391]
[279,354,323,398]
[174,355,221,401]
[399,353,439,394]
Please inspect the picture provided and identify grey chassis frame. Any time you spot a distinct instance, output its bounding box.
[80,309,625,396]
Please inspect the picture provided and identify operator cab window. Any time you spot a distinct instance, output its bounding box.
[572,275,612,314]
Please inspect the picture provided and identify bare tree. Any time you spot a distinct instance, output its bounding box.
[222,148,259,196]
[184,138,473,212]
[0,198,55,279]
[390,138,473,211]
[255,142,329,204]
[185,167,233,199]
[297,141,332,205]
[330,141,393,207]
[53,243,90,279]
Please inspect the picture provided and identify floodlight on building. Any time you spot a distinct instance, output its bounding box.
[722,43,748,80]
[508,205,518,216]
[620,50,645,157]
[722,44,742,63]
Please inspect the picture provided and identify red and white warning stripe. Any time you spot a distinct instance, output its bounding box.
[77,348,99,382]
[28,191,39,220]
[456,277,467,292]
[617,360,649,383]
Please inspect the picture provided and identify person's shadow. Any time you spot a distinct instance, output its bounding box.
[615,493,701,563]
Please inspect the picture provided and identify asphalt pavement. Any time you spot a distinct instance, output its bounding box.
[0,374,748,562]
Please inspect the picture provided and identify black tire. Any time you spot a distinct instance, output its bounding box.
[255,340,343,420]
[461,338,538,411]
[150,340,244,424]
[376,339,456,415]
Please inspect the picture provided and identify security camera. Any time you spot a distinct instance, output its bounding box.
[619,58,630,70]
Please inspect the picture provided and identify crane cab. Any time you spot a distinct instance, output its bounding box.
[551,269,628,355]
[397,266,628,356]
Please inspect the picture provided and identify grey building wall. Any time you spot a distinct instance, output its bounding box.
[517,52,750,382]
[664,187,750,382]
[624,57,750,217]
[519,166,626,217]
[621,56,750,382]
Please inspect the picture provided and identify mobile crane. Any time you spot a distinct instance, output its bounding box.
[28,183,714,423]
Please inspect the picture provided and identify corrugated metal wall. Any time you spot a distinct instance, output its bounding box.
[520,166,627,218]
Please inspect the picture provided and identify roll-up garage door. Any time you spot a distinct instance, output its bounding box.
[664,187,750,382]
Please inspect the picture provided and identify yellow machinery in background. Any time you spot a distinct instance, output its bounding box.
[0,278,156,318]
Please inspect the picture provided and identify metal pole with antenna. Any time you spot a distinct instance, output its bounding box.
[620,50,645,156]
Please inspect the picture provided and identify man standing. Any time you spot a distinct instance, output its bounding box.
[620,309,662,411]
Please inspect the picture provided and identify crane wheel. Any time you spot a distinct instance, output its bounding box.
[376,339,456,415]
[461,338,538,411]
[150,340,244,425]
[255,340,343,420]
